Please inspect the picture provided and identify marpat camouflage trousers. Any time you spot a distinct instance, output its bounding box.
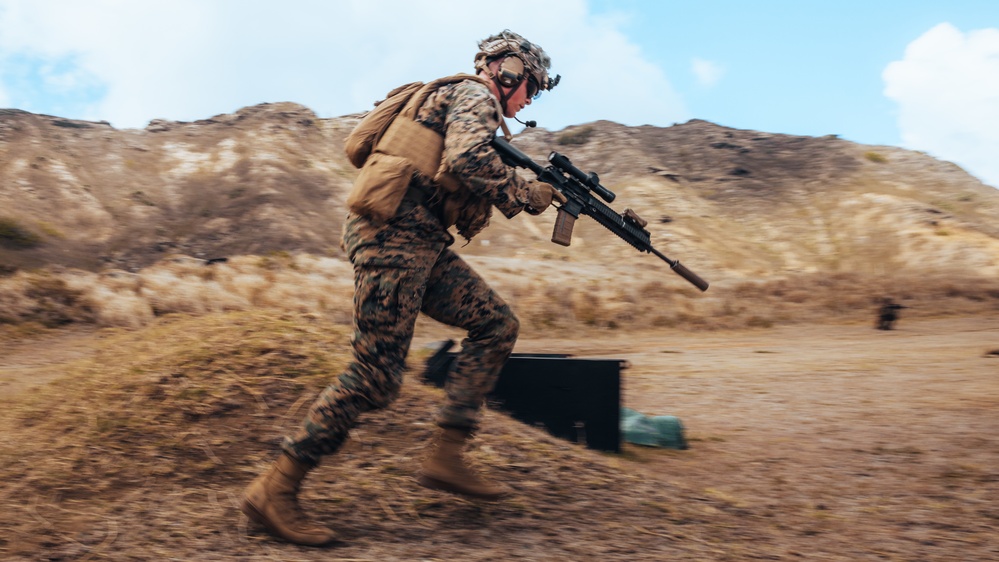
[282,204,519,466]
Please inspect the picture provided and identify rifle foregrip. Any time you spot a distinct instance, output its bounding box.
[672,261,710,292]
[551,209,575,246]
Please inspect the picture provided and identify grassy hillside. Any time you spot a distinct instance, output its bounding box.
[3,107,998,282]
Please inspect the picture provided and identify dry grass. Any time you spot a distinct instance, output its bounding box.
[0,254,355,332]
[0,217,43,250]
[2,310,352,493]
[1,254,997,341]
[0,311,353,558]
[2,309,996,560]
[0,271,97,329]
[0,309,758,560]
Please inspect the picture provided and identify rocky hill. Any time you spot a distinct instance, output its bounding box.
[2,104,998,282]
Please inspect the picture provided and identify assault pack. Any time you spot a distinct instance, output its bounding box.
[343,74,509,223]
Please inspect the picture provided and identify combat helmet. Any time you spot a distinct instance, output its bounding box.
[474,30,560,99]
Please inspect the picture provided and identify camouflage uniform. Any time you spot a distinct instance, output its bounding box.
[283,80,532,467]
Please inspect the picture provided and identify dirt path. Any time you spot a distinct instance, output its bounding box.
[518,316,999,559]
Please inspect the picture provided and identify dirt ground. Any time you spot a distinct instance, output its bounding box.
[1,315,998,561]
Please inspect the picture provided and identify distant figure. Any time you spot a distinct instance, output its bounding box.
[876,298,906,330]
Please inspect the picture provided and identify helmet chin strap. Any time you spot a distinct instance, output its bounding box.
[477,63,517,139]
[497,80,518,114]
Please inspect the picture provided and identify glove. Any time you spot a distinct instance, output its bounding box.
[525,182,568,215]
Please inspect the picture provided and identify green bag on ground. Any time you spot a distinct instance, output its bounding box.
[621,407,688,449]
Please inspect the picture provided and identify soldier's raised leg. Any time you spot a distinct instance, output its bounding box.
[416,249,519,500]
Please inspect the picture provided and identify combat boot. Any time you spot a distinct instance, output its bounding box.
[241,453,337,546]
[417,427,511,500]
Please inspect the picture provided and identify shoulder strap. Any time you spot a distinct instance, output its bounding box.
[400,73,512,139]
[377,73,516,185]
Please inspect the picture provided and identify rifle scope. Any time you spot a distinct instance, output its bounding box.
[548,152,616,203]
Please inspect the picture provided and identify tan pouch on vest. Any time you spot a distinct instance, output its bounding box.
[378,117,441,180]
[346,153,415,223]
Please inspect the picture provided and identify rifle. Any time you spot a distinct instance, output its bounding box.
[492,136,709,292]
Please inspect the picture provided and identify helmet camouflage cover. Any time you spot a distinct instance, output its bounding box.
[475,29,559,93]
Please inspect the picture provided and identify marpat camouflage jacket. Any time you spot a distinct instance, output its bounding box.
[412,79,531,240]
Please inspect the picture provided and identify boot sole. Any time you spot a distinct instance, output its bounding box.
[240,497,338,547]
[416,474,508,501]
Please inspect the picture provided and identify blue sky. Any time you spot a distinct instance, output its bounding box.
[1,0,998,187]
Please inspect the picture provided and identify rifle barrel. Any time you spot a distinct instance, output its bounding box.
[651,248,709,291]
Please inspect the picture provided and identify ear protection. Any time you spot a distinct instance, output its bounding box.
[496,56,526,88]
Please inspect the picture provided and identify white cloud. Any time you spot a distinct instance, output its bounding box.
[0,0,687,131]
[884,23,999,188]
[691,57,724,88]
